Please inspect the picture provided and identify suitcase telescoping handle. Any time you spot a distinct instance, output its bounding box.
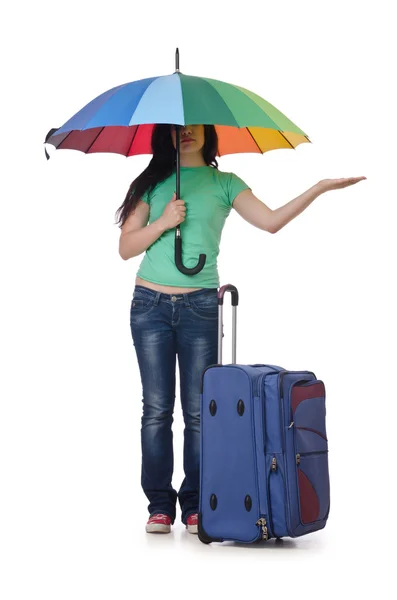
[217,284,239,365]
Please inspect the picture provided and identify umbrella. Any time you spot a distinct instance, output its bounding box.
[45,48,310,275]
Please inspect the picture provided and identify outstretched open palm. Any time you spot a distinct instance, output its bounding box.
[319,176,367,192]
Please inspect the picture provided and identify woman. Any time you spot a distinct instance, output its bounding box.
[115,123,365,534]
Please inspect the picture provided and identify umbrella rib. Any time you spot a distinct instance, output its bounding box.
[85,127,105,154]
[126,125,140,158]
[278,130,295,149]
[53,129,73,149]
[246,127,264,153]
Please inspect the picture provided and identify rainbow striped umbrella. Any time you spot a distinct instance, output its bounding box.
[45,49,310,275]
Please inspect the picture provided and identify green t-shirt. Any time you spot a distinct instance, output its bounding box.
[137,165,250,288]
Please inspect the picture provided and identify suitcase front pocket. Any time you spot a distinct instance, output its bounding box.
[290,380,330,529]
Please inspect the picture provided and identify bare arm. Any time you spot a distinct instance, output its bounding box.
[119,201,166,260]
[119,194,186,260]
[232,185,322,234]
[232,177,366,234]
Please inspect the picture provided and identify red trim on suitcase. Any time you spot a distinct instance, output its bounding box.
[292,382,325,414]
[298,469,320,524]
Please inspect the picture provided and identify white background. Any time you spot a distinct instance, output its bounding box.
[1,0,395,598]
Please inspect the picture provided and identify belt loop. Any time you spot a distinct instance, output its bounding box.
[183,292,190,308]
[154,292,160,306]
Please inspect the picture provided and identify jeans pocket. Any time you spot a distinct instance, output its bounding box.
[189,295,218,320]
[130,295,155,318]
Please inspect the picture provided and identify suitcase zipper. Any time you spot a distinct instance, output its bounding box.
[251,373,269,542]
[258,372,272,541]
[256,517,269,541]
[296,451,328,465]
[269,455,290,537]
[265,457,277,536]
[256,372,265,397]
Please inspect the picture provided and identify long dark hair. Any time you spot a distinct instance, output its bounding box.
[115,124,219,228]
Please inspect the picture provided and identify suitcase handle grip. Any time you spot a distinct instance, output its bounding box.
[217,284,238,364]
[218,284,239,306]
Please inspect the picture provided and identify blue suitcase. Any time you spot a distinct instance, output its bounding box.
[198,284,330,544]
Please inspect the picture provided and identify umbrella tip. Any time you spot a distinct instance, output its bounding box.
[45,127,58,143]
[175,48,180,73]
[44,127,59,160]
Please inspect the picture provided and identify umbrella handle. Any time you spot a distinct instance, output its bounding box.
[174,122,206,275]
[175,228,207,275]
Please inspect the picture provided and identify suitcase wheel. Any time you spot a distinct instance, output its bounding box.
[198,513,223,545]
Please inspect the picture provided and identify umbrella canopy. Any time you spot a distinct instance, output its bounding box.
[45,49,310,275]
[46,75,310,158]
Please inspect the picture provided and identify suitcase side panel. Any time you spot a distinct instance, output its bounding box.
[253,392,273,539]
[199,366,263,543]
[264,372,289,538]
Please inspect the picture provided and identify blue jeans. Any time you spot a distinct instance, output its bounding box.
[129,285,219,524]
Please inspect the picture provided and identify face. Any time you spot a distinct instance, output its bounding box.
[170,124,205,154]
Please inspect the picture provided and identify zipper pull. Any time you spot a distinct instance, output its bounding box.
[271,457,277,472]
[296,453,301,466]
[288,421,294,429]
[256,517,269,541]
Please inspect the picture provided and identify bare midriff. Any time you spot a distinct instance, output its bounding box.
[135,276,203,294]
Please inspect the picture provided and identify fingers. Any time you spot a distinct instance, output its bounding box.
[173,202,186,212]
[172,201,186,225]
[175,215,185,225]
[344,177,365,184]
[344,177,367,187]
[331,177,367,189]
[170,193,185,206]
[167,194,186,225]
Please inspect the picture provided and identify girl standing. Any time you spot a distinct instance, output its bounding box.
[115,123,365,534]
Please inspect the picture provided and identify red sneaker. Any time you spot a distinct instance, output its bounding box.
[186,513,198,534]
[146,513,172,533]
